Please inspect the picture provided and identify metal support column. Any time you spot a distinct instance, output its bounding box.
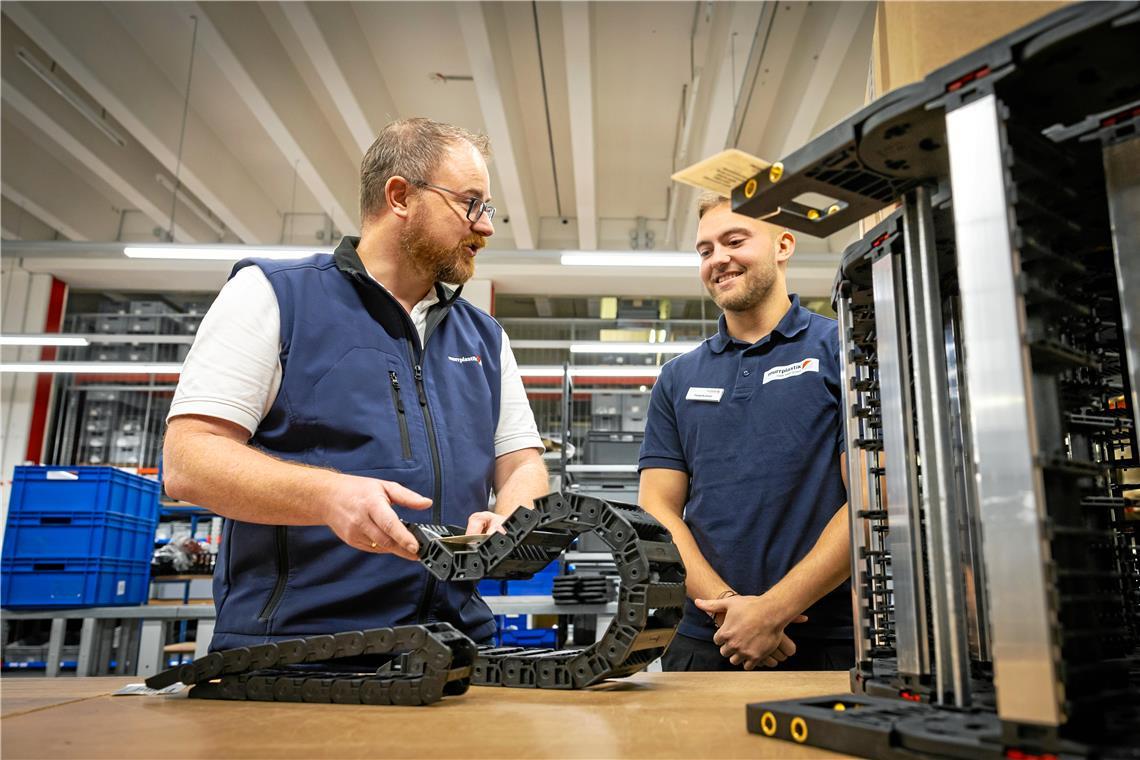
[76,617,100,676]
[45,618,66,677]
[836,294,870,666]
[872,249,931,680]
[946,93,1063,727]
[136,619,167,678]
[194,620,214,659]
[901,187,972,706]
[944,302,991,664]
[1103,135,1140,436]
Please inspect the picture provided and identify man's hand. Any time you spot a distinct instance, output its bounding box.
[465,510,509,536]
[694,594,808,670]
[323,474,432,560]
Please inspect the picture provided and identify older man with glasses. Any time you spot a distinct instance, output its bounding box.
[162,118,548,651]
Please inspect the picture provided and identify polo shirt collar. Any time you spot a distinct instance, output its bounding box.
[706,294,810,354]
[332,235,464,346]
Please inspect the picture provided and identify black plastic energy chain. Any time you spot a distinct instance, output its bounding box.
[144,622,476,705]
[410,491,686,689]
[144,492,685,703]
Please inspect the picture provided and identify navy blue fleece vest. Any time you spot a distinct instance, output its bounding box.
[210,237,502,649]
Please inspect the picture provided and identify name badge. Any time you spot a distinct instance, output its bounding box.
[686,387,724,402]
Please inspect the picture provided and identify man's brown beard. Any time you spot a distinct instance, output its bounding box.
[399,212,480,284]
[706,258,777,312]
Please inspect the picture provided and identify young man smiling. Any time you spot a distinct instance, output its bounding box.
[638,192,852,671]
[163,118,548,650]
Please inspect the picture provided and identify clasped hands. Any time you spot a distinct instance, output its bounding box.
[694,593,807,670]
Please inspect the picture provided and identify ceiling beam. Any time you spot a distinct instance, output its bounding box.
[192,3,357,235]
[1,83,201,243]
[276,3,375,154]
[2,1,278,244]
[666,2,768,249]
[778,2,870,157]
[0,183,87,242]
[1,196,55,241]
[731,2,809,160]
[1,12,220,242]
[457,2,537,250]
[560,1,596,250]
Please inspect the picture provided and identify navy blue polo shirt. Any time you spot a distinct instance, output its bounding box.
[639,294,851,642]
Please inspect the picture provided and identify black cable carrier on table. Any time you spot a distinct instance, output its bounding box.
[145,491,685,704]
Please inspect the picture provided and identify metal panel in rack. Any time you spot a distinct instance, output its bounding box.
[943,298,991,665]
[871,249,930,683]
[835,295,870,669]
[946,93,1062,727]
[899,187,971,707]
[1104,135,1140,437]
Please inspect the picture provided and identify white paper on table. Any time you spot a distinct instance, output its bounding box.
[112,682,187,696]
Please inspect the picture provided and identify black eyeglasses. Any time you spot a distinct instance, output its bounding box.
[410,180,496,223]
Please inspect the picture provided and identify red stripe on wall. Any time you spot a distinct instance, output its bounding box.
[24,277,68,463]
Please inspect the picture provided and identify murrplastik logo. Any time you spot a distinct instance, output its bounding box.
[763,358,819,384]
[448,355,482,366]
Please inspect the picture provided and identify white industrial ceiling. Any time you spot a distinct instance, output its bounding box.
[0,1,877,297]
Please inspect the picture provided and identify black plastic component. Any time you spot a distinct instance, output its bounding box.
[144,622,476,706]
[732,2,1140,236]
[146,492,684,704]
[408,492,686,689]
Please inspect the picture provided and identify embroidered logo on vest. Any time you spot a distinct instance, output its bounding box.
[448,354,482,366]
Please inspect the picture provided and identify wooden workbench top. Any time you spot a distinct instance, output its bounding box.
[1,672,856,759]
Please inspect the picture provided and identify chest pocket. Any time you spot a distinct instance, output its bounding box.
[292,346,418,470]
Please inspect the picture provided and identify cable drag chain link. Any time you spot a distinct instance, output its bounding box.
[409,491,686,689]
[143,622,476,706]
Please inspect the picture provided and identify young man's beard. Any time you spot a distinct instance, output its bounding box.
[707,259,778,312]
[399,212,478,285]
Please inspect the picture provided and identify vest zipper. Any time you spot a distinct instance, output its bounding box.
[409,353,444,624]
[388,371,412,459]
[257,526,289,622]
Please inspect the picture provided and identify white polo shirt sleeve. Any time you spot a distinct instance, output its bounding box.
[167,266,281,436]
[495,330,544,457]
[169,267,543,458]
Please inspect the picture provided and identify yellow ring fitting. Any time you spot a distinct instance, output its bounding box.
[759,711,778,737]
[833,703,847,712]
[827,204,841,215]
[768,162,784,183]
[744,178,758,199]
[790,717,809,743]
[806,208,821,220]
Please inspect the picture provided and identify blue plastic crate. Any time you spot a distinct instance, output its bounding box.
[500,628,558,647]
[477,579,506,596]
[2,511,157,562]
[7,466,159,520]
[1,557,151,608]
[503,560,560,595]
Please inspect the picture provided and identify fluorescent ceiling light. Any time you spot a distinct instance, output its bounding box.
[518,365,662,379]
[16,47,127,148]
[0,335,90,347]
[561,252,698,267]
[0,362,182,374]
[569,342,698,354]
[124,246,326,261]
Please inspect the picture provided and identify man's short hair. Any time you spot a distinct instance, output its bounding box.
[697,191,730,219]
[359,118,491,223]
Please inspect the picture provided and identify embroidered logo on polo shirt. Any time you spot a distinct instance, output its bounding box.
[448,354,482,366]
[762,358,819,384]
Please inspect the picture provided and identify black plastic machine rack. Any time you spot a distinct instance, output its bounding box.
[735,3,1140,758]
[145,492,684,704]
